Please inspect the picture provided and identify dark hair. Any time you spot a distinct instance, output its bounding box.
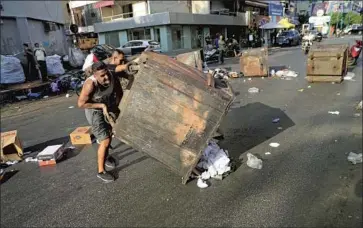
[92,61,107,72]
[34,43,39,46]
[113,49,125,56]
[23,43,28,47]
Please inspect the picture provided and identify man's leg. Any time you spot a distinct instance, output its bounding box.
[98,137,111,173]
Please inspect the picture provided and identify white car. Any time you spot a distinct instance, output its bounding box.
[118,40,161,56]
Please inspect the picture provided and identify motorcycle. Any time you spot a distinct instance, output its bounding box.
[348,40,363,66]
[301,34,314,55]
[204,48,219,63]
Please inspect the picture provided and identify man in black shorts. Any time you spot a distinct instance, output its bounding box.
[78,61,127,183]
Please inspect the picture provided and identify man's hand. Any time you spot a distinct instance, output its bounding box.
[115,64,128,72]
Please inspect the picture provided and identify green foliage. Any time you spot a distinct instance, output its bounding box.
[344,12,362,26]
[298,13,309,25]
[330,12,343,26]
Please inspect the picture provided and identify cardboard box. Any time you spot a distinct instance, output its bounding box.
[37,144,65,167]
[1,130,23,162]
[70,126,92,145]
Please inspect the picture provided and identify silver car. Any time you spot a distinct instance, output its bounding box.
[118,40,161,56]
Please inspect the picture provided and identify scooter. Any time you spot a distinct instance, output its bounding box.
[348,40,363,66]
[301,34,313,55]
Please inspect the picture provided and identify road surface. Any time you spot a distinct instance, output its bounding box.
[1,37,362,227]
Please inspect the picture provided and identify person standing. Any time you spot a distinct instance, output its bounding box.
[34,43,48,82]
[218,35,226,64]
[78,61,127,183]
[214,33,220,49]
[23,43,38,82]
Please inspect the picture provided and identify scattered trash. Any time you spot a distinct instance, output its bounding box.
[356,101,362,110]
[5,161,19,166]
[248,87,260,93]
[68,106,74,109]
[246,153,263,169]
[344,72,355,81]
[228,71,239,78]
[328,111,340,115]
[25,157,38,162]
[307,85,311,88]
[277,127,283,130]
[43,96,49,99]
[354,113,361,117]
[200,171,211,180]
[15,95,27,101]
[197,178,209,188]
[248,78,252,81]
[336,92,340,96]
[269,142,280,148]
[23,151,32,155]
[298,89,304,92]
[265,152,271,155]
[335,140,338,142]
[270,69,276,76]
[347,152,362,165]
[66,94,70,98]
[272,118,280,123]
[197,141,231,182]
[243,79,246,82]
[275,69,298,78]
[262,77,265,79]
[331,82,335,84]
[212,174,223,180]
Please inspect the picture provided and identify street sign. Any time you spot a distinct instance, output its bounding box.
[269,2,283,16]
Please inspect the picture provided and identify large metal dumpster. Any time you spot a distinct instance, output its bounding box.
[306,44,349,83]
[175,49,204,71]
[239,47,268,77]
[114,52,234,184]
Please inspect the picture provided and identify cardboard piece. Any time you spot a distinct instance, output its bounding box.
[37,144,65,166]
[70,126,92,145]
[1,130,23,162]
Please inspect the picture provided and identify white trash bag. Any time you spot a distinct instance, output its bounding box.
[0,55,25,84]
[246,153,263,169]
[46,54,65,75]
[347,152,362,165]
[68,47,85,68]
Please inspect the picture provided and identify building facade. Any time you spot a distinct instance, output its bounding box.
[0,1,68,57]
[68,0,270,52]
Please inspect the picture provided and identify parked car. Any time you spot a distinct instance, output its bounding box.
[344,24,363,35]
[118,40,162,56]
[90,44,115,62]
[276,30,300,46]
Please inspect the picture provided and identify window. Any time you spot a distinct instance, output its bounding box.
[154,28,161,42]
[171,26,184,50]
[123,42,132,47]
[148,41,159,45]
[131,41,143,47]
[105,31,120,47]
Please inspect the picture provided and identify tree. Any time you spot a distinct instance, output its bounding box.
[298,13,309,25]
[344,12,363,26]
[330,12,343,27]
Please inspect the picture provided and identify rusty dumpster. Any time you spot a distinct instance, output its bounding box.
[239,47,268,77]
[114,52,234,184]
[306,44,349,83]
[175,49,204,71]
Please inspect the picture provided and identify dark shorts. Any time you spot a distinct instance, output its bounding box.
[85,108,120,142]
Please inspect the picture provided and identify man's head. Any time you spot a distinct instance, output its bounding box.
[92,62,111,86]
[23,43,28,48]
[111,49,125,65]
[34,43,39,48]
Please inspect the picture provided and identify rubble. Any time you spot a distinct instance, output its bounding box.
[248,87,260,93]
[347,152,362,165]
[246,153,263,169]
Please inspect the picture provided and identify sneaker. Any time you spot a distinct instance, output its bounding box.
[97,171,115,183]
[105,156,116,169]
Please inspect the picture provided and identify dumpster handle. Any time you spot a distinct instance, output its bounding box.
[126,62,140,76]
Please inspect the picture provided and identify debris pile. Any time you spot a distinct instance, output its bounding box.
[210,68,242,80]
[246,153,263,169]
[196,141,231,188]
[271,68,298,79]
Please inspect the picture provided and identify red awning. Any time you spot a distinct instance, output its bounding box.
[93,0,114,9]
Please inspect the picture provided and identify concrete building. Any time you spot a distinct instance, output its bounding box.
[0,1,68,57]
[68,0,270,52]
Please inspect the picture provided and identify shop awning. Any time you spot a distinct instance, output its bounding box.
[259,21,285,29]
[278,18,295,28]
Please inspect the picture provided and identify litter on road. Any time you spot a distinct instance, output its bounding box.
[347,152,362,165]
[354,113,361,117]
[298,89,304,92]
[43,96,49,99]
[68,106,74,109]
[66,94,70,98]
[25,157,38,162]
[5,161,19,166]
[265,152,271,155]
[248,87,260,93]
[277,127,283,130]
[269,142,280,148]
[344,72,355,81]
[337,93,341,96]
[328,111,340,115]
[247,153,263,169]
[307,85,311,88]
[197,178,209,188]
[197,141,231,182]
[272,118,280,123]
[356,101,362,110]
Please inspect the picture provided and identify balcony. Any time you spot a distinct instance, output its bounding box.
[102,12,134,22]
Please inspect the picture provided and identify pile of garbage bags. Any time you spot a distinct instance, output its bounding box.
[46,55,65,76]
[0,55,26,84]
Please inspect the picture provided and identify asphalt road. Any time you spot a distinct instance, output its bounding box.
[1,37,362,227]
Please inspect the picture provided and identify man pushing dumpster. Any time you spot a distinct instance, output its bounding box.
[78,59,128,183]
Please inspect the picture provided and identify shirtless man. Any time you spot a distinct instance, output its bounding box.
[78,61,127,183]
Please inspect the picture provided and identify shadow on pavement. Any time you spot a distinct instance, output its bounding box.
[219,102,295,169]
[23,136,70,153]
[355,179,362,198]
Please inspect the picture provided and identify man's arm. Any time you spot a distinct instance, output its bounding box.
[114,64,127,73]
[78,80,106,110]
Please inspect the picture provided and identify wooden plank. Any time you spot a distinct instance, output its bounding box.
[306,76,343,83]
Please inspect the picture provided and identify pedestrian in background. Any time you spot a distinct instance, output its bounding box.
[218,35,226,64]
[214,33,220,49]
[34,43,48,82]
[23,43,38,82]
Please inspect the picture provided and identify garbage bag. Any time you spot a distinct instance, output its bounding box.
[246,153,263,169]
[46,55,65,75]
[68,47,85,68]
[0,55,25,84]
